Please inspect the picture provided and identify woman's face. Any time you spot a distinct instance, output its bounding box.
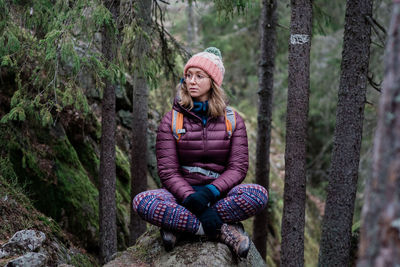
[185,67,212,102]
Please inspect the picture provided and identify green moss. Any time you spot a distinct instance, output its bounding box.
[37,215,64,238]
[116,146,130,184]
[116,190,130,250]
[126,226,160,262]
[72,139,100,186]
[266,256,275,267]
[0,168,65,245]
[54,157,99,247]
[1,116,132,253]
[117,178,130,203]
[304,231,320,267]
[69,252,99,267]
[0,157,27,202]
[4,126,100,249]
[53,136,81,167]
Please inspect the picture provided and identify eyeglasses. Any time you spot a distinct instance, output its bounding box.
[184,73,210,83]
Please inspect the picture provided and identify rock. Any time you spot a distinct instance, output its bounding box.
[115,85,132,111]
[0,230,46,258]
[117,110,133,129]
[104,226,267,267]
[0,248,9,259]
[5,252,47,267]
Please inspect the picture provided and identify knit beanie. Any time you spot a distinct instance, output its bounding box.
[184,47,225,87]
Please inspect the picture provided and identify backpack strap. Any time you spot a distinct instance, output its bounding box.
[225,106,236,139]
[171,110,185,141]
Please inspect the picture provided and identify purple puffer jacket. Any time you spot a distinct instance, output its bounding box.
[156,98,249,201]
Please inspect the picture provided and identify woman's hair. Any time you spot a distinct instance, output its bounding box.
[178,79,227,117]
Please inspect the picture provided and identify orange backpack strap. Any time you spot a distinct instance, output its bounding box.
[171,110,185,141]
[225,106,236,139]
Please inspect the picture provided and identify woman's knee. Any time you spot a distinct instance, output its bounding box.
[132,190,159,213]
[132,189,174,214]
[132,192,147,213]
[238,184,269,210]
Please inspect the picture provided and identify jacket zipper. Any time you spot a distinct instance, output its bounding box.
[203,117,213,152]
[180,106,210,152]
[203,126,206,152]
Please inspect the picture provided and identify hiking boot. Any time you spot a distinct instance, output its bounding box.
[160,228,177,252]
[219,223,250,258]
[232,222,245,234]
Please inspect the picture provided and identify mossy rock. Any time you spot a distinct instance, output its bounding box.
[1,119,132,252]
[0,170,98,267]
[6,128,100,250]
[105,226,267,267]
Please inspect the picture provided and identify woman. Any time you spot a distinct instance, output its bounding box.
[133,47,268,258]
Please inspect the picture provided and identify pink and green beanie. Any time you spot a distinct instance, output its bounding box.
[184,47,225,87]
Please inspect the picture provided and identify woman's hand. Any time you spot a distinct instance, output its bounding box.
[198,207,223,237]
[182,186,217,215]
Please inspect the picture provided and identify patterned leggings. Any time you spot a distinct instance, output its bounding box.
[132,184,268,234]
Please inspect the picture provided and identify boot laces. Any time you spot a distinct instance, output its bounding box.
[222,224,241,247]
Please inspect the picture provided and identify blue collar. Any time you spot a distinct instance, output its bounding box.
[192,101,208,125]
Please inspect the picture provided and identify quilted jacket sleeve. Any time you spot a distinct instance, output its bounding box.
[156,111,196,201]
[211,111,249,194]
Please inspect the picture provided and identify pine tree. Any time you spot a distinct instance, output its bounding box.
[187,0,197,52]
[280,0,312,266]
[252,0,277,260]
[357,2,400,266]
[318,0,373,265]
[99,0,120,263]
[129,0,152,245]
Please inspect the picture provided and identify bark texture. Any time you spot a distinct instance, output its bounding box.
[318,0,373,266]
[129,0,152,245]
[99,0,120,263]
[357,3,400,266]
[280,1,312,266]
[187,0,196,52]
[252,0,277,260]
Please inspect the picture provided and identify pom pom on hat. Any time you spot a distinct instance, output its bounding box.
[184,47,225,86]
[204,47,222,59]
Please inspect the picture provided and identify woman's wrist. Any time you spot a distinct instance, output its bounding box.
[205,184,220,198]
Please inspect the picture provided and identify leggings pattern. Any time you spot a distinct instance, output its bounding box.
[132,184,268,234]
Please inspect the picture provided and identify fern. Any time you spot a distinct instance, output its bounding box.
[213,0,251,19]
[10,90,21,108]
[40,108,53,126]
[1,106,26,123]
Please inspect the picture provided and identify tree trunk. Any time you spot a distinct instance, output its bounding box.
[318,0,373,266]
[252,0,277,260]
[99,0,120,263]
[357,3,400,266]
[280,0,312,266]
[129,0,152,245]
[187,0,196,52]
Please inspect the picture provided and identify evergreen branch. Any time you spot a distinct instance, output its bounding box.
[72,25,102,84]
[152,0,189,80]
[156,0,170,5]
[367,71,382,93]
[365,99,374,106]
[370,15,387,35]
[277,23,289,31]
[312,2,331,35]
[156,23,190,59]
[154,0,164,29]
[119,0,135,24]
[371,40,384,48]
[46,46,60,106]
[366,15,386,47]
